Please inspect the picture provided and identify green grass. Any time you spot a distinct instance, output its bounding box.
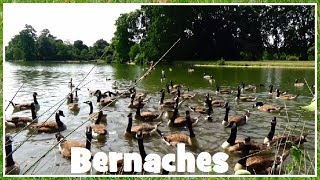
[178,60,315,68]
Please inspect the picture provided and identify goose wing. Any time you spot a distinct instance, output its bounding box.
[91,124,107,135]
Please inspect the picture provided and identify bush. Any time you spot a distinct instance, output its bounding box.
[217,59,225,65]
[262,51,274,60]
[287,56,299,61]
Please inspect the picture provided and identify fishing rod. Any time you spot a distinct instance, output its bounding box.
[5,83,24,111]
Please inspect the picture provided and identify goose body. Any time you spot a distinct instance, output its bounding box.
[170,80,183,90]
[10,92,40,113]
[5,135,20,175]
[96,90,116,106]
[136,100,163,121]
[216,85,233,94]
[222,106,250,127]
[91,111,107,139]
[56,126,92,158]
[67,88,79,104]
[268,85,287,96]
[276,89,299,100]
[241,82,256,92]
[67,93,80,111]
[125,113,161,137]
[254,102,284,113]
[168,108,200,127]
[157,111,196,147]
[87,88,99,96]
[84,101,107,122]
[30,110,66,133]
[235,87,257,102]
[6,103,37,128]
[221,125,250,154]
[294,79,304,87]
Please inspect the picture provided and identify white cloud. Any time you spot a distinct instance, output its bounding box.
[3,3,141,46]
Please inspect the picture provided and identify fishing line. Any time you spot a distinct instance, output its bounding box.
[5,83,24,111]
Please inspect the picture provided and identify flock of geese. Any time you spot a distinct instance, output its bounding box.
[4,67,313,175]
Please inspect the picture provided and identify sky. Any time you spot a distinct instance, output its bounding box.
[3,3,141,46]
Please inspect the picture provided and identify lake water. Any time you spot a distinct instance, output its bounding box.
[3,61,316,175]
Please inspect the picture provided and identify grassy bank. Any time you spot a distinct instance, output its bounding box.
[178,60,315,68]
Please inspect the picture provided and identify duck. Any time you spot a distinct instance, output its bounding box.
[5,135,20,175]
[263,117,309,147]
[6,103,37,128]
[90,111,107,139]
[10,92,40,113]
[29,110,66,133]
[253,102,284,113]
[68,78,75,88]
[241,82,256,92]
[156,112,196,147]
[216,85,233,94]
[83,101,107,122]
[294,79,304,87]
[235,86,257,102]
[234,143,290,175]
[275,89,299,100]
[222,106,250,127]
[67,93,80,111]
[136,100,164,121]
[56,126,92,159]
[125,113,161,137]
[168,109,200,127]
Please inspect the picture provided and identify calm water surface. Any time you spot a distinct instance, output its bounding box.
[4,61,316,175]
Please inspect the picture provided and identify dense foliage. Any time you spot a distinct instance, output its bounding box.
[5,5,315,63]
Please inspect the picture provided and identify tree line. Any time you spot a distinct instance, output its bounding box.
[5,5,315,64]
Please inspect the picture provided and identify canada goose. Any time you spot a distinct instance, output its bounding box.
[254,102,284,113]
[204,94,226,107]
[188,68,194,73]
[187,98,213,115]
[5,135,20,175]
[112,81,119,89]
[203,73,214,80]
[268,85,287,96]
[216,85,233,94]
[241,82,256,92]
[30,110,66,133]
[234,143,290,175]
[91,111,107,139]
[68,78,75,88]
[170,80,183,90]
[87,88,99,96]
[116,87,135,98]
[276,89,299,100]
[168,109,200,127]
[235,87,257,102]
[128,94,144,109]
[56,126,92,158]
[157,111,196,147]
[181,89,198,100]
[136,131,147,163]
[67,88,80,104]
[67,93,80,111]
[136,100,163,121]
[159,90,180,109]
[83,101,107,122]
[165,84,171,94]
[221,126,251,155]
[294,79,304,87]
[263,117,309,147]
[125,113,161,137]
[96,90,116,106]
[6,103,37,128]
[222,106,250,127]
[10,92,40,113]
[130,88,147,101]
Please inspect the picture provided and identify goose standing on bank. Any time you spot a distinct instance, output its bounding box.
[6,103,37,128]
[30,110,66,133]
[5,135,20,175]
[10,92,40,113]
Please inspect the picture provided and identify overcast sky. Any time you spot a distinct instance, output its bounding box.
[3,3,141,46]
